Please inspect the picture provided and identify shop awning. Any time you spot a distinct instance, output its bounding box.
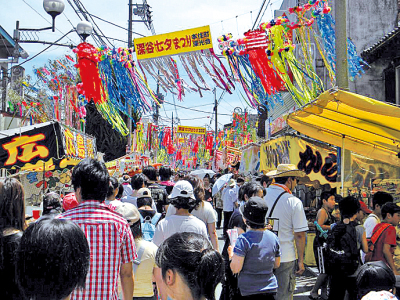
[286,89,400,167]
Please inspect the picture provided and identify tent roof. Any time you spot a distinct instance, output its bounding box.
[0,121,57,138]
[286,89,400,167]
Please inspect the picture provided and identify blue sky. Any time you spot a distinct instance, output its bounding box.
[2,0,283,129]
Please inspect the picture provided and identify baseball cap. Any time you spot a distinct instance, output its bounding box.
[137,188,152,199]
[240,196,269,226]
[62,193,79,211]
[359,201,372,214]
[114,202,140,224]
[168,180,195,200]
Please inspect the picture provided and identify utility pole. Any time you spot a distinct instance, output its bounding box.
[127,0,133,152]
[335,0,349,196]
[214,88,217,141]
[335,0,349,90]
[172,111,174,141]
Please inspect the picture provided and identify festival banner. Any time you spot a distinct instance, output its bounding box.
[260,135,338,185]
[0,121,64,170]
[134,25,213,60]
[177,125,206,135]
[60,124,97,160]
[239,145,260,175]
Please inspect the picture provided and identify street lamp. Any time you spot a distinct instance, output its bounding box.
[43,0,66,32]
[76,21,93,42]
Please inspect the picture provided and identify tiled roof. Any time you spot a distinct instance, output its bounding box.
[361,26,400,62]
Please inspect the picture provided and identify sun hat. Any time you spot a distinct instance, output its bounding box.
[359,201,372,214]
[239,196,269,226]
[168,180,196,200]
[266,164,306,178]
[114,202,140,224]
[62,193,79,211]
[137,188,152,199]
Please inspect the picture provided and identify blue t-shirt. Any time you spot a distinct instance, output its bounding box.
[233,229,281,296]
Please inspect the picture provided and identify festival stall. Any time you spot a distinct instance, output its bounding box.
[286,89,400,201]
[238,143,261,175]
[0,121,97,208]
[105,152,151,177]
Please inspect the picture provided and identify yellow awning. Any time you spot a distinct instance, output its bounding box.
[287,89,400,167]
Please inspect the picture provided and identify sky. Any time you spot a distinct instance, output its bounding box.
[1,0,284,129]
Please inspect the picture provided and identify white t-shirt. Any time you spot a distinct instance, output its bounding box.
[133,239,158,297]
[153,215,208,246]
[108,200,123,211]
[265,185,309,263]
[166,201,217,225]
[364,213,380,238]
[222,188,237,212]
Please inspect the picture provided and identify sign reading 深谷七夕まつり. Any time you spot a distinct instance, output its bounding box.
[177,125,206,135]
[134,26,213,60]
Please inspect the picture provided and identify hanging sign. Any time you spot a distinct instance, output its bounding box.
[60,124,97,160]
[134,25,213,60]
[177,125,206,135]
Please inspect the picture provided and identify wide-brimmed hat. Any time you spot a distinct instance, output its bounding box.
[266,164,306,178]
[240,196,268,226]
[114,202,140,224]
[168,180,196,200]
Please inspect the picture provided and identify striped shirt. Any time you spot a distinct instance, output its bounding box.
[59,200,137,300]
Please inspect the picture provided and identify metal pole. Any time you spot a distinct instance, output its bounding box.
[214,88,217,141]
[127,0,133,151]
[335,0,349,90]
[172,111,174,141]
[341,135,345,196]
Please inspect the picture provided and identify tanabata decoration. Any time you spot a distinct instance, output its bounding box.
[74,43,129,136]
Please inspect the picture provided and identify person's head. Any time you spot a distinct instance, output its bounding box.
[372,191,394,214]
[356,261,396,299]
[184,175,205,206]
[62,193,79,211]
[159,166,172,181]
[260,175,272,188]
[203,176,210,186]
[236,177,245,186]
[143,166,157,182]
[339,196,360,220]
[319,191,336,210]
[42,192,62,215]
[71,158,109,202]
[239,182,264,202]
[107,177,119,200]
[381,202,400,226]
[114,202,142,239]
[155,232,224,300]
[240,196,268,229]
[0,177,25,231]
[16,217,90,300]
[137,196,153,209]
[131,173,147,191]
[168,180,197,212]
[266,164,305,191]
[357,200,372,222]
[116,184,124,199]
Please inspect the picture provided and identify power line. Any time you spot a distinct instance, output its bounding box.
[9,29,75,70]
[163,102,214,112]
[163,100,231,116]
[86,12,146,37]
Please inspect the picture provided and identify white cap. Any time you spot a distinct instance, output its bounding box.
[168,180,195,200]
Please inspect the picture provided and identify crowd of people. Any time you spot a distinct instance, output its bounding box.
[0,158,399,300]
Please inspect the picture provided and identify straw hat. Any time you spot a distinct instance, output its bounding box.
[266,164,306,178]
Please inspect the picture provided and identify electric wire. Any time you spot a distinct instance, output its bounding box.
[163,101,231,116]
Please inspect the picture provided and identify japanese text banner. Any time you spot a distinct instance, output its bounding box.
[177,125,206,135]
[260,135,338,185]
[134,25,213,60]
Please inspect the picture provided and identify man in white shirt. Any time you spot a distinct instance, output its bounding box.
[222,179,238,239]
[153,180,208,246]
[265,164,308,300]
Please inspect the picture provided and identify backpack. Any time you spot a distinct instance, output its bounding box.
[324,221,359,275]
[140,212,162,242]
[364,223,391,263]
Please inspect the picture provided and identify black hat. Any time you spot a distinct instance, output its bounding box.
[240,196,268,226]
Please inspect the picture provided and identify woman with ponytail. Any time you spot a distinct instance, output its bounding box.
[154,232,224,300]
